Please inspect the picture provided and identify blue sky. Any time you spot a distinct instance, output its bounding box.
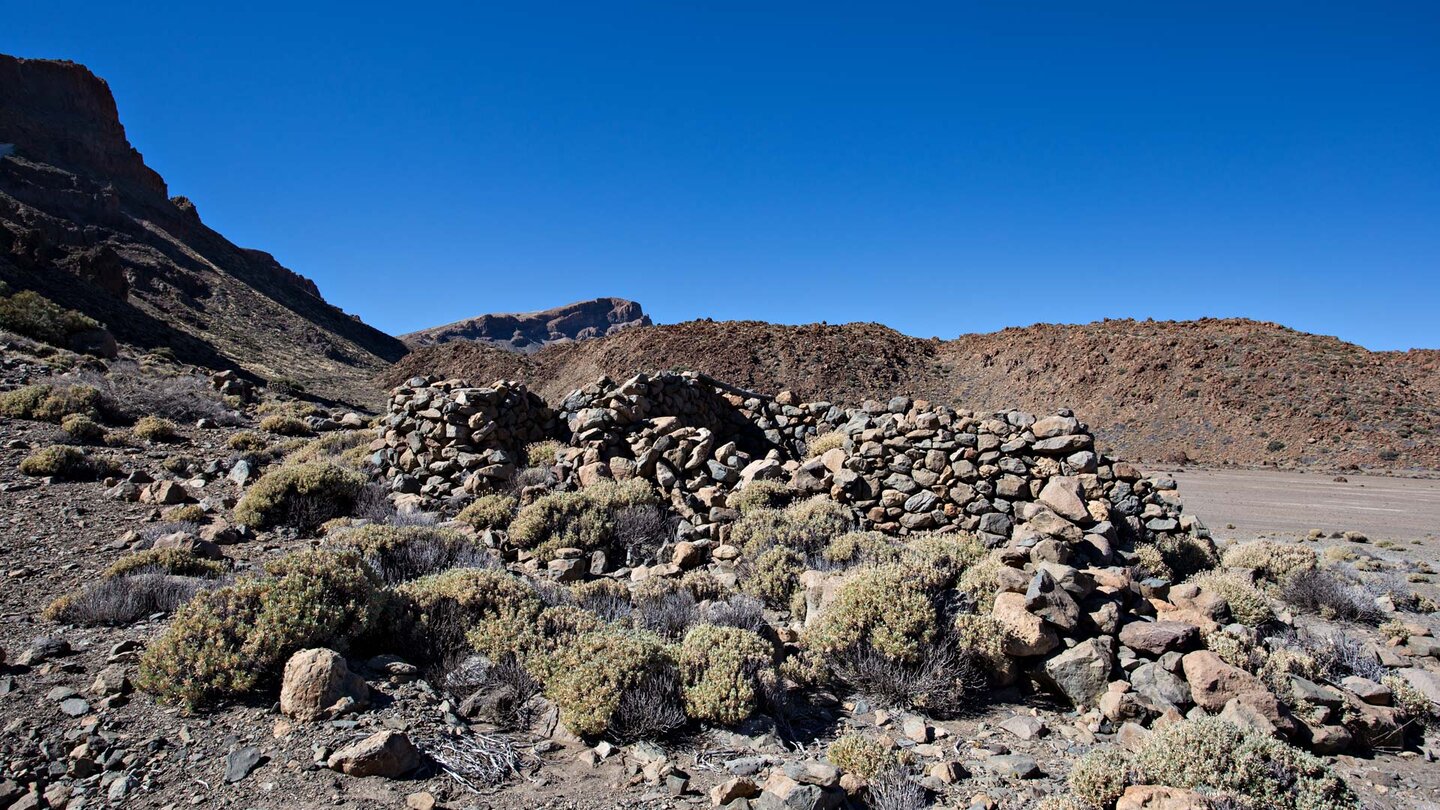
[5,2,1438,349]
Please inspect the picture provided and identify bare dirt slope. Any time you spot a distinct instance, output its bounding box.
[387,318,1440,471]
[0,55,407,405]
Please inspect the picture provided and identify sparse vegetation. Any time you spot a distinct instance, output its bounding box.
[233,461,367,530]
[19,444,117,480]
[0,287,103,349]
[259,413,311,436]
[133,415,180,442]
[507,478,657,562]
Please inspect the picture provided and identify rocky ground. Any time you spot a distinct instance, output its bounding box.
[2,344,1439,810]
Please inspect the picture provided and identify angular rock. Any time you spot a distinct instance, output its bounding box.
[1118,621,1198,657]
[1043,637,1115,707]
[327,730,421,777]
[281,648,370,722]
[993,591,1059,657]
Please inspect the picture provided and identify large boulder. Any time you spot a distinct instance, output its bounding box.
[327,731,420,778]
[280,649,369,722]
[1043,637,1115,707]
[993,592,1059,656]
[1180,651,1266,712]
[1118,620,1199,656]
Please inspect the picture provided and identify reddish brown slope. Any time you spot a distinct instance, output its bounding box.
[387,318,1439,470]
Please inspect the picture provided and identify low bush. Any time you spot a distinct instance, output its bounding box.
[727,480,797,515]
[1222,540,1317,583]
[233,462,367,531]
[823,531,902,569]
[138,549,382,710]
[227,431,270,453]
[570,578,634,623]
[18,445,117,480]
[806,565,938,665]
[612,503,675,567]
[700,593,767,633]
[827,732,895,779]
[0,383,104,423]
[805,431,845,457]
[742,546,805,610]
[731,496,853,560]
[456,493,517,532]
[1128,717,1355,810]
[529,625,677,737]
[867,767,928,810]
[259,414,311,436]
[283,431,370,467]
[1067,746,1131,808]
[0,288,102,348]
[342,523,493,584]
[1185,570,1274,626]
[43,573,210,626]
[133,416,180,442]
[1279,567,1384,624]
[1136,534,1219,582]
[507,478,657,562]
[60,413,105,443]
[524,440,563,466]
[104,548,227,579]
[900,533,986,591]
[162,504,208,524]
[395,568,542,662]
[633,587,699,640]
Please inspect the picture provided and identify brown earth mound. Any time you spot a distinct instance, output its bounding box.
[0,55,407,405]
[386,317,1440,470]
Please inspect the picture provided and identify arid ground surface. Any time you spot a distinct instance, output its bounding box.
[1172,469,1440,546]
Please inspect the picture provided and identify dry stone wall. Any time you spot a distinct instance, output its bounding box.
[374,372,1200,559]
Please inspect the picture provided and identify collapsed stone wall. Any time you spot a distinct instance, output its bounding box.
[374,372,1200,559]
[371,378,557,498]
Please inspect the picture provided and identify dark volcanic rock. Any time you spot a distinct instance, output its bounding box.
[402,297,651,351]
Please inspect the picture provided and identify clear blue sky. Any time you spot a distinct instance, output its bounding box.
[6,2,1438,349]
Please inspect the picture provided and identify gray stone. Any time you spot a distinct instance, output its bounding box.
[1043,637,1115,707]
[225,746,265,783]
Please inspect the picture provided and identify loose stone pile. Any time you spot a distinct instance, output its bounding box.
[370,378,556,499]
[376,372,1194,558]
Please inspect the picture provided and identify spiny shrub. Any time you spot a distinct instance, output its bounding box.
[233,462,367,531]
[700,593,767,633]
[1222,540,1317,584]
[0,288,102,348]
[1186,570,1274,626]
[742,546,805,610]
[60,413,105,444]
[43,572,209,626]
[805,565,938,665]
[612,503,675,566]
[104,548,227,579]
[138,549,381,710]
[524,440,563,466]
[529,625,677,737]
[227,431,270,453]
[679,625,775,725]
[162,504,208,524]
[633,586,699,640]
[394,568,542,662]
[1066,746,1130,809]
[81,361,240,425]
[1127,717,1356,810]
[1136,534,1219,582]
[805,431,846,457]
[133,415,180,442]
[507,478,657,562]
[259,414,311,436]
[731,496,854,560]
[900,533,986,591]
[958,550,1005,610]
[0,383,104,423]
[827,733,895,779]
[727,479,797,515]
[283,431,369,466]
[570,578,634,623]
[19,445,117,480]
[823,531,902,569]
[342,523,493,584]
[456,493,517,532]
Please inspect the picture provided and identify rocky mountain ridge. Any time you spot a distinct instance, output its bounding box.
[400,297,650,351]
[0,54,407,404]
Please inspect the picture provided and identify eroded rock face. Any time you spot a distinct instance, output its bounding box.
[402,298,652,351]
[280,648,369,722]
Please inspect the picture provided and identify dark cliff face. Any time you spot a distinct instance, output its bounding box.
[402,297,652,351]
[0,54,406,404]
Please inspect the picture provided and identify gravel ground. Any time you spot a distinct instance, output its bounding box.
[1169,468,1440,545]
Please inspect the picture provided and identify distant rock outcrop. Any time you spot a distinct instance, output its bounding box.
[401,297,651,351]
[0,54,407,405]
